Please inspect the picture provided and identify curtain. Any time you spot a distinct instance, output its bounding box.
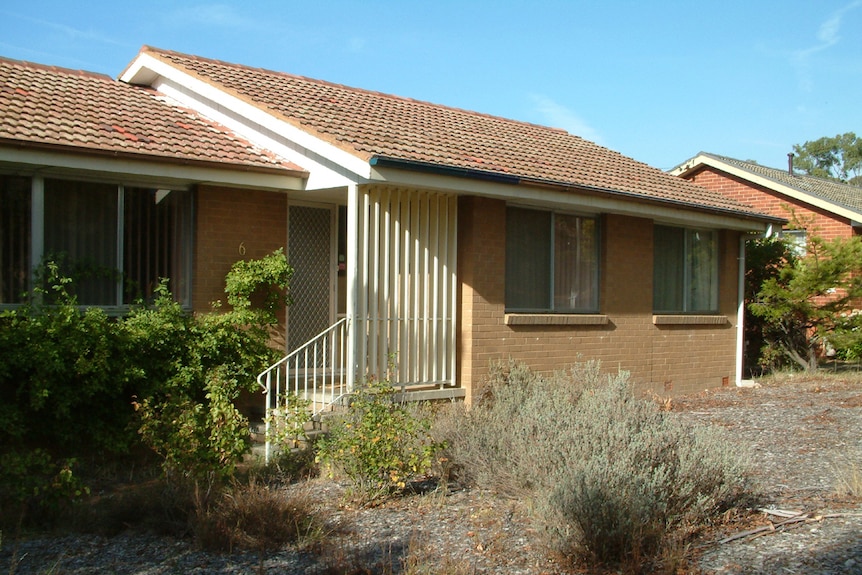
[554,214,598,311]
[653,225,685,312]
[124,188,192,305]
[506,207,550,311]
[44,179,118,305]
[0,175,31,303]
[688,230,717,312]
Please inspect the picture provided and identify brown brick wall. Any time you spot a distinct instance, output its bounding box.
[192,185,288,313]
[687,167,853,241]
[458,198,740,401]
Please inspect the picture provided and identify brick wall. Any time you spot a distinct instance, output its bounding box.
[687,167,853,241]
[458,197,740,400]
[193,185,288,313]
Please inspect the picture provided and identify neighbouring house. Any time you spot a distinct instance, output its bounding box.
[671,152,862,373]
[671,152,862,246]
[1,47,783,418]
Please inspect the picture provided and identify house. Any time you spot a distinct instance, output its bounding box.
[671,152,862,245]
[1,47,783,413]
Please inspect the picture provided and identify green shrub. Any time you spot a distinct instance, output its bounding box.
[133,251,292,486]
[0,250,292,516]
[0,449,90,511]
[826,311,862,361]
[438,359,756,570]
[224,247,292,321]
[266,392,312,450]
[316,379,446,504]
[136,366,251,484]
[0,264,138,455]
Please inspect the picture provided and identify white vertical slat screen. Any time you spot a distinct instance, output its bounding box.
[354,186,457,387]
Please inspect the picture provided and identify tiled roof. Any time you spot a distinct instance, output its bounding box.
[139,47,771,219]
[694,152,862,215]
[0,57,304,175]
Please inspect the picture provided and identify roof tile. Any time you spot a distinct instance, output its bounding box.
[0,56,304,175]
[141,47,767,218]
[695,153,862,215]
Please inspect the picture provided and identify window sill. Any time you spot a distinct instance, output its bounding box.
[652,315,728,326]
[505,313,609,326]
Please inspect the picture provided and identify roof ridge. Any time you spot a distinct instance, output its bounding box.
[140,46,572,136]
[0,55,114,81]
[122,47,777,221]
[701,151,862,190]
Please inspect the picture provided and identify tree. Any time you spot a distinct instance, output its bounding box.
[743,236,797,373]
[792,132,862,186]
[749,233,862,371]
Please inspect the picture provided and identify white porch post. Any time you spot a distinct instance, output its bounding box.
[346,183,359,392]
[736,233,746,386]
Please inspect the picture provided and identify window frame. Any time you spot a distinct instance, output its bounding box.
[0,172,194,311]
[653,224,719,314]
[505,205,600,314]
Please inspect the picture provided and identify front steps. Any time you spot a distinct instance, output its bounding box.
[248,403,343,461]
[250,384,466,463]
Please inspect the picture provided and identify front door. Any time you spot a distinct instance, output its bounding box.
[287,203,336,354]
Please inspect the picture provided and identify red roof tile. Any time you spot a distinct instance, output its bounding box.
[0,57,304,175]
[142,46,772,219]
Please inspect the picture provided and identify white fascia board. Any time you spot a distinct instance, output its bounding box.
[674,154,862,224]
[667,156,700,176]
[0,148,304,191]
[122,53,372,188]
[370,166,770,232]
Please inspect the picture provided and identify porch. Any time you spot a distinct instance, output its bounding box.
[257,185,463,461]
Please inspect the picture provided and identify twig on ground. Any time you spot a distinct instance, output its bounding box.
[719,511,862,545]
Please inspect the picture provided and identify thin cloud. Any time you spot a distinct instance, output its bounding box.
[529,94,603,144]
[348,37,367,53]
[792,0,862,90]
[166,4,259,30]
[0,10,128,48]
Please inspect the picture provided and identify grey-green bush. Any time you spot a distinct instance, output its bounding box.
[437,359,756,570]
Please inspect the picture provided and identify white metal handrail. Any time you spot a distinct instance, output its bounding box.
[258,317,350,462]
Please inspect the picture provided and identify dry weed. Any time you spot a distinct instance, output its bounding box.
[834,460,862,499]
[194,479,326,553]
[401,530,476,575]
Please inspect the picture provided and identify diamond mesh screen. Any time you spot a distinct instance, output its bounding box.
[288,206,332,363]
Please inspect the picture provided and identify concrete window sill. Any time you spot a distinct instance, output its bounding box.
[652,315,728,325]
[505,314,609,326]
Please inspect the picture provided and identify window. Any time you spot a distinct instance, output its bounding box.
[781,229,807,256]
[0,174,193,307]
[505,207,599,312]
[653,225,718,313]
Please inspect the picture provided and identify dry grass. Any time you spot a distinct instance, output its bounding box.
[313,531,476,575]
[194,478,327,554]
[834,460,862,499]
[401,531,476,575]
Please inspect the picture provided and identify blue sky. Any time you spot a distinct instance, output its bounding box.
[1,1,859,171]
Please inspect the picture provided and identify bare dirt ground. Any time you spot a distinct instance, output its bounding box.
[2,372,861,574]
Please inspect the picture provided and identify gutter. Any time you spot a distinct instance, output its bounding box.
[369,155,786,227]
[369,155,520,185]
[0,138,309,179]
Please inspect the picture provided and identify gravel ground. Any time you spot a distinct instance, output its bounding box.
[2,373,861,574]
[675,374,862,574]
